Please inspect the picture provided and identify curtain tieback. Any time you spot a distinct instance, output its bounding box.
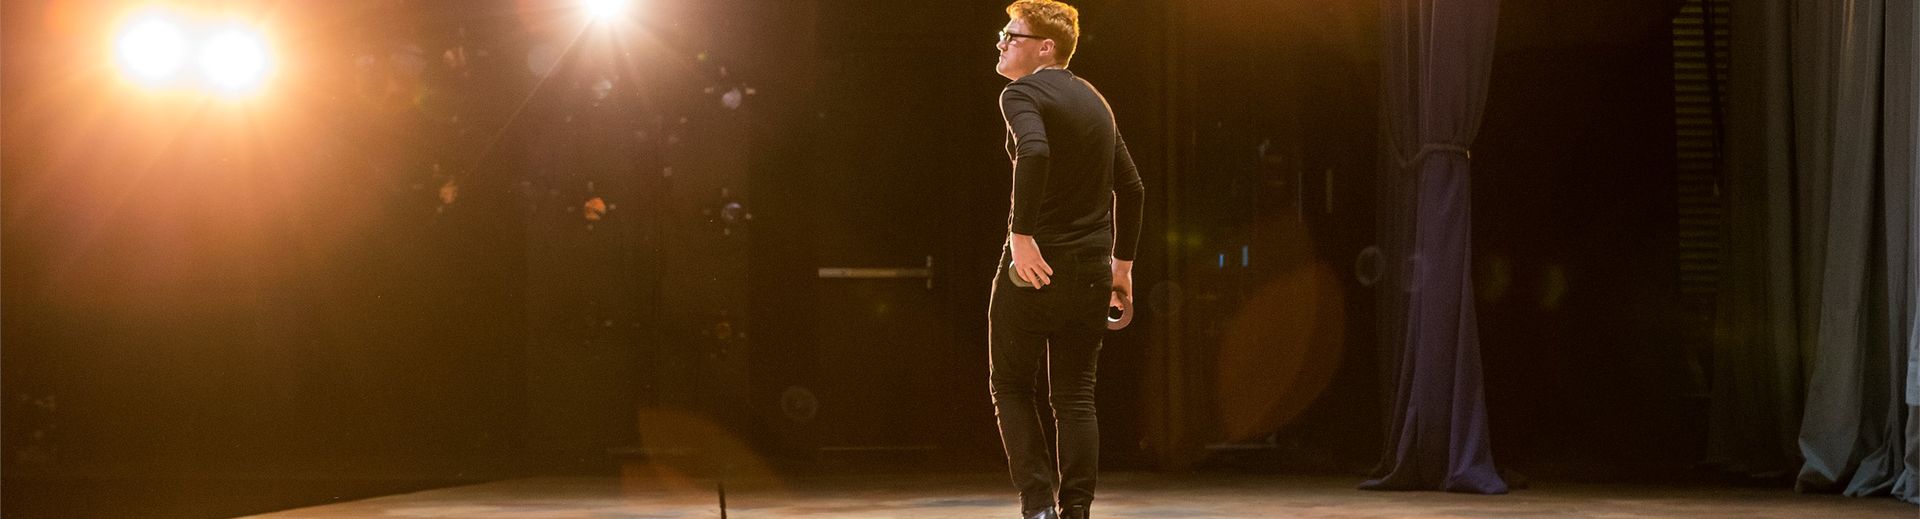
[1399,143,1473,169]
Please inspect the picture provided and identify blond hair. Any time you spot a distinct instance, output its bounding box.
[1006,0,1080,66]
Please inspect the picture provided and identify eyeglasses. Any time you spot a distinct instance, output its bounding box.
[998,30,1043,44]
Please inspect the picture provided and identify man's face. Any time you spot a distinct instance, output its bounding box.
[996,18,1051,81]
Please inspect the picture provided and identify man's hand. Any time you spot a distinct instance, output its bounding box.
[1009,233,1052,289]
[1109,258,1134,309]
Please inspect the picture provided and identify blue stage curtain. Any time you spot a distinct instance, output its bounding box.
[1361,0,1508,495]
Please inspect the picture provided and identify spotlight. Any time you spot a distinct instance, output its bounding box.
[198,26,272,96]
[582,0,628,22]
[115,14,188,86]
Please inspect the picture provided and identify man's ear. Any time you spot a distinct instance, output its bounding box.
[1040,39,1056,61]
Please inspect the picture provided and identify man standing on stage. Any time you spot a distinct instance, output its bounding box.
[989,2,1145,518]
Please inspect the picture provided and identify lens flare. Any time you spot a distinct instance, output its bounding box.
[198,27,272,96]
[116,15,188,85]
[582,0,628,22]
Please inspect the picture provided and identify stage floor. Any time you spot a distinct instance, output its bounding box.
[244,471,1912,518]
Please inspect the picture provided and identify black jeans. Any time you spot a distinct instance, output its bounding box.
[989,246,1110,514]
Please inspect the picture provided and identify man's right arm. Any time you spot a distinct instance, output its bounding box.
[1002,83,1056,288]
[1001,84,1051,237]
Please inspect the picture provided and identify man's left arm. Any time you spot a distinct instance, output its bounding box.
[1111,134,1146,306]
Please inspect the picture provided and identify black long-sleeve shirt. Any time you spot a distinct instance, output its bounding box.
[1000,68,1146,261]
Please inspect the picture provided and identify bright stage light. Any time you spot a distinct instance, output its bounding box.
[116,15,189,85]
[582,0,629,22]
[198,27,272,96]
[113,8,274,97]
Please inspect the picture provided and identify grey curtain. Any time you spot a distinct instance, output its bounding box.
[1709,0,1805,479]
[1715,0,1919,504]
[1892,1,1920,501]
[1362,0,1507,495]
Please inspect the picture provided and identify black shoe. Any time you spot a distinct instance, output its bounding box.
[1061,505,1088,519]
[1023,507,1057,519]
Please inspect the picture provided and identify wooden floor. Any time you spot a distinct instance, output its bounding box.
[244,471,1914,518]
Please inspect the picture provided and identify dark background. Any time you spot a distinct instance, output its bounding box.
[3,0,1697,517]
